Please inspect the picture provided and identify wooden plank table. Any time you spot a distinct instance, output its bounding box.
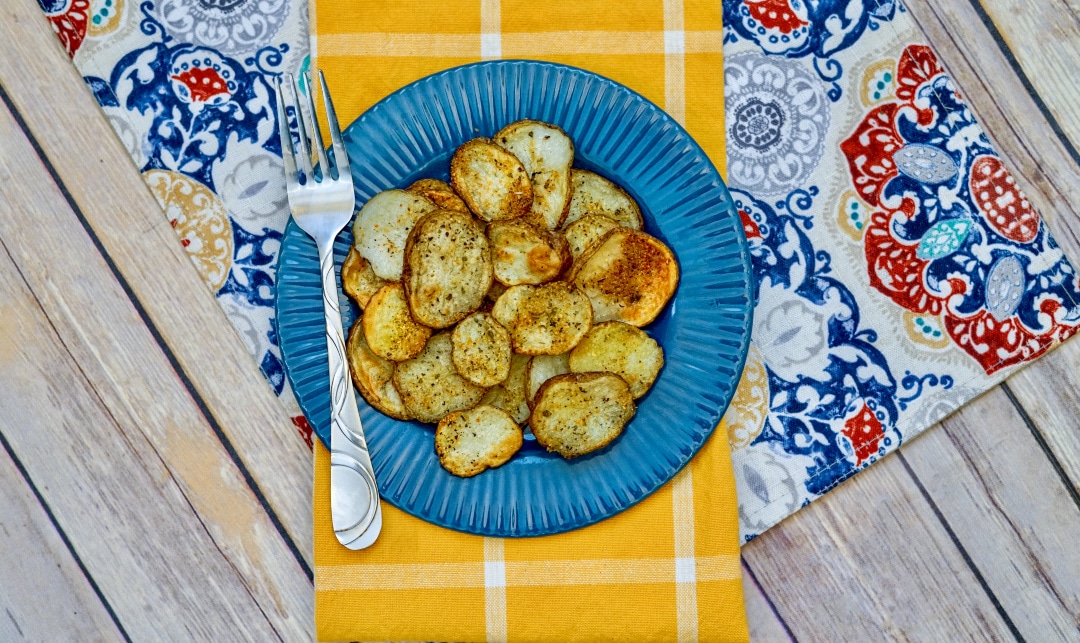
[0,0,1077,639]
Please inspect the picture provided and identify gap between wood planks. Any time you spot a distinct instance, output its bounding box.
[0,81,313,584]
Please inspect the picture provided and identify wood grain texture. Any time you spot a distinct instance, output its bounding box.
[741,564,793,643]
[0,0,314,562]
[978,0,1080,150]
[901,387,1080,641]
[0,104,312,640]
[741,453,1015,641]
[0,449,124,642]
[1005,337,1080,501]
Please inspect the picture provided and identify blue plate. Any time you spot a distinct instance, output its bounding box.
[276,60,753,537]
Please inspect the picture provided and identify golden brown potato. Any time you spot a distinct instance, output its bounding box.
[402,209,493,328]
[340,245,388,309]
[563,169,643,229]
[506,281,592,355]
[570,228,679,326]
[563,213,620,261]
[435,405,523,477]
[450,138,532,222]
[488,220,571,286]
[491,284,534,331]
[479,353,531,424]
[352,189,438,280]
[494,120,574,230]
[406,178,470,214]
[392,333,487,423]
[530,372,635,458]
[345,320,411,420]
[362,283,432,362]
[568,321,663,399]
[451,312,512,387]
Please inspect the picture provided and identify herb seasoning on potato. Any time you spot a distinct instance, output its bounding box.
[341,119,679,476]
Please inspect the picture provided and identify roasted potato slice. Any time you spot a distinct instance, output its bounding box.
[362,283,432,361]
[345,320,411,420]
[480,353,531,424]
[435,405,523,477]
[406,178,470,214]
[568,321,663,399]
[352,189,438,280]
[392,332,486,423]
[494,120,574,230]
[491,284,534,331]
[564,213,620,261]
[402,209,493,329]
[451,312,512,387]
[340,245,388,310]
[570,228,679,326]
[530,372,635,458]
[563,169,643,229]
[525,352,570,408]
[488,220,570,286]
[450,138,532,222]
[507,282,592,355]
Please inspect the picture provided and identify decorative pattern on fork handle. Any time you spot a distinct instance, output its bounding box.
[320,242,381,547]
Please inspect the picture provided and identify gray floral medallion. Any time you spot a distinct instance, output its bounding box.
[724,51,830,197]
[151,0,290,56]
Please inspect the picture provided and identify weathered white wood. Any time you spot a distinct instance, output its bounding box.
[0,105,312,639]
[742,452,1014,641]
[741,564,792,643]
[1005,338,1080,499]
[978,0,1080,150]
[903,0,1080,263]
[0,450,124,642]
[0,0,314,560]
[901,386,1080,641]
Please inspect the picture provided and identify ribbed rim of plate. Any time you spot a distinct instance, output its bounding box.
[276,60,753,537]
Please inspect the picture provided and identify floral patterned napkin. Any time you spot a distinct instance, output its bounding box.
[36,0,1080,544]
[720,0,1080,540]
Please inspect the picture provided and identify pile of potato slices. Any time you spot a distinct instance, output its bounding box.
[341,119,679,478]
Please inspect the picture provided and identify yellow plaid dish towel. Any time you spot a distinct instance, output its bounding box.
[310,1,747,641]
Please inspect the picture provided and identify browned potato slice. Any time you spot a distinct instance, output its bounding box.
[352,189,438,280]
[563,169,643,229]
[508,282,592,355]
[435,405,523,477]
[494,120,574,230]
[402,209,493,329]
[568,321,664,399]
[451,312,512,387]
[491,284,534,331]
[525,352,570,408]
[362,283,432,361]
[488,220,570,286]
[340,245,387,309]
[392,333,486,423]
[450,138,532,222]
[530,372,635,458]
[480,353,531,424]
[570,228,679,326]
[564,213,620,261]
[406,178,470,214]
[345,320,411,420]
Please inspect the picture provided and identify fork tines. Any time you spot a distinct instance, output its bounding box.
[274,70,351,187]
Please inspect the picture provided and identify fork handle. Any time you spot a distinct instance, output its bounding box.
[318,240,382,550]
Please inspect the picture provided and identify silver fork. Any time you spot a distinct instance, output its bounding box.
[275,71,381,550]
